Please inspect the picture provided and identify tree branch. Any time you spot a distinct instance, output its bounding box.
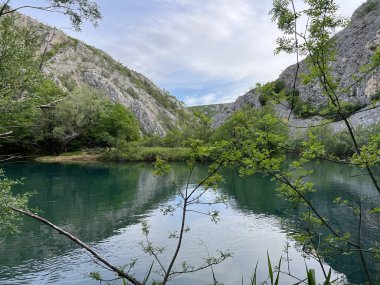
[10,207,143,285]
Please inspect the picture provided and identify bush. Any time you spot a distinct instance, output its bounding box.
[288,92,318,118]
[100,144,192,162]
[320,101,366,121]
[257,80,286,106]
[370,91,380,102]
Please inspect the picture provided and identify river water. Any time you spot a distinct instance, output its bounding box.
[0,161,379,284]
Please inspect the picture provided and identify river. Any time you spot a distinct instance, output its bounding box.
[0,161,379,284]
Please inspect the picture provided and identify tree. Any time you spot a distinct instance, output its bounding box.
[0,0,101,146]
[0,14,67,155]
[35,86,140,152]
[213,0,380,284]
[0,0,101,31]
[93,102,140,146]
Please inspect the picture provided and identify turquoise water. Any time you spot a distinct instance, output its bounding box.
[0,161,379,284]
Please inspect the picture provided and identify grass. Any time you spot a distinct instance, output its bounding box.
[100,147,192,162]
[35,152,101,163]
[36,147,193,163]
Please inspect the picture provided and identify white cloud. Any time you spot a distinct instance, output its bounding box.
[103,0,362,104]
[184,91,241,106]
[14,0,364,105]
[109,0,287,84]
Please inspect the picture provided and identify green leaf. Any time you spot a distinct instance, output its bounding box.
[307,269,316,285]
[143,260,154,285]
[250,261,259,285]
[274,257,282,285]
[323,268,332,285]
[370,207,380,214]
[267,252,274,285]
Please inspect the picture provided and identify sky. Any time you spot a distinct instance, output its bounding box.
[9,0,364,106]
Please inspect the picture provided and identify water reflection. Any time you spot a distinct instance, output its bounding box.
[0,161,378,284]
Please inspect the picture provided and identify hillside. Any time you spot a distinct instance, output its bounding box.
[212,1,380,131]
[19,15,192,137]
[188,104,229,119]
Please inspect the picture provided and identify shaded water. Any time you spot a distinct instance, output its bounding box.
[0,161,379,284]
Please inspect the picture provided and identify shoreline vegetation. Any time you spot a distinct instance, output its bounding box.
[35,147,193,163]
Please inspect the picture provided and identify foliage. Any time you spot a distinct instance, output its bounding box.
[0,15,65,154]
[188,104,226,119]
[256,80,319,118]
[257,80,287,106]
[288,125,362,157]
[212,106,288,149]
[37,86,140,153]
[127,86,139,99]
[135,141,232,285]
[320,101,366,121]
[370,90,380,102]
[43,39,75,62]
[141,111,213,148]
[255,1,380,284]
[131,76,178,112]
[93,102,140,145]
[101,145,192,162]
[0,15,43,100]
[0,170,31,234]
[1,0,101,31]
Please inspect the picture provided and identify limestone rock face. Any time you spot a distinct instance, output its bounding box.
[21,15,191,137]
[212,2,380,130]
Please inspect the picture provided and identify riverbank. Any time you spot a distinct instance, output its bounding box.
[35,147,192,163]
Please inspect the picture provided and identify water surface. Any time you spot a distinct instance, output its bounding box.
[0,161,379,284]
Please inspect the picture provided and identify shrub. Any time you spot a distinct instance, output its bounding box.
[320,101,366,121]
[288,93,318,118]
[370,90,380,102]
[127,87,139,99]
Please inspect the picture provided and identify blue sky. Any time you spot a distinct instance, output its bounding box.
[9,0,363,106]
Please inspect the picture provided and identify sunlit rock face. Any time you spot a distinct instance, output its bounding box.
[212,2,380,130]
[17,14,192,137]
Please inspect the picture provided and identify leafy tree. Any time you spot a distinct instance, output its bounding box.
[216,1,380,284]
[0,0,101,31]
[37,86,140,152]
[0,170,31,234]
[0,15,65,154]
[92,102,140,146]
[213,106,288,145]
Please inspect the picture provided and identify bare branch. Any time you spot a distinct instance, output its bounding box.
[10,207,143,285]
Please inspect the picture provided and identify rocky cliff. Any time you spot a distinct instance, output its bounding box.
[19,15,192,137]
[212,1,380,130]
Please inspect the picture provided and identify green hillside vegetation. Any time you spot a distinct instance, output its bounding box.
[189,103,227,118]
[257,80,367,120]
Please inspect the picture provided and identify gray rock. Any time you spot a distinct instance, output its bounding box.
[19,14,191,137]
[212,2,380,132]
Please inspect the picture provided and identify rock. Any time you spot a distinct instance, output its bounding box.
[212,1,380,132]
[18,14,192,137]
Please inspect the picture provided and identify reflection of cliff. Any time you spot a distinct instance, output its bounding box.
[219,167,286,215]
[219,161,379,284]
[0,162,190,269]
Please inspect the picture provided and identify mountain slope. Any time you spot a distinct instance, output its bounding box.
[21,16,192,137]
[213,1,380,130]
[189,104,229,118]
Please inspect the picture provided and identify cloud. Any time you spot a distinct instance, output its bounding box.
[100,0,362,104]
[110,1,281,79]
[13,0,363,105]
